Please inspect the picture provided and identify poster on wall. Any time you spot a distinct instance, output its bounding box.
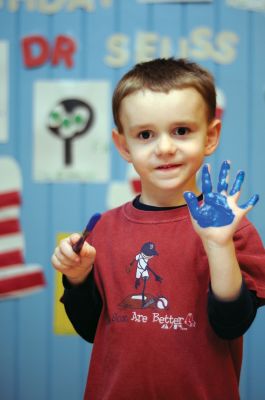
[33,80,110,182]
[138,0,212,3]
[53,232,76,334]
[0,41,8,143]
[0,157,46,299]
[226,0,265,12]
[107,164,141,209]
[216,88,226,120]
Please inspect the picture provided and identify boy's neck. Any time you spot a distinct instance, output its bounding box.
[133,193,203,211]
[139,187,201,208]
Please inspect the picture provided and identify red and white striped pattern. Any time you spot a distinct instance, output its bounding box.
[0,189,24,269]
[0,264,46,298]
[0,157,46,299]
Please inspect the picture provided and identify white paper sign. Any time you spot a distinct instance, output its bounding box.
[107,164,141,209]
[0,41,8,143]
[226,0,265,12]
[138,0,212,3]
[33,80,110,182]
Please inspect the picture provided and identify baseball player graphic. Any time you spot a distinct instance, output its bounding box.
[128,242,162,307]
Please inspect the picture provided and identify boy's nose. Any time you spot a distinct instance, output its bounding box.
[155,133,177,156]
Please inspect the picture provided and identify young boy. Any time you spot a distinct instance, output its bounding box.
[52,58,265,399]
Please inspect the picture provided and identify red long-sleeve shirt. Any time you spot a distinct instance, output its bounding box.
[65,200,265,399]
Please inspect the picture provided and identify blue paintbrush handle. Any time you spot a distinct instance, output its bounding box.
[72,212,101,254]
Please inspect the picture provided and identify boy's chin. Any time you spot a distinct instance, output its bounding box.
[152,179,193,192]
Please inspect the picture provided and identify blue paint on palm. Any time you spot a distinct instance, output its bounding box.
[184,191,234,228]
[184,161,259,228]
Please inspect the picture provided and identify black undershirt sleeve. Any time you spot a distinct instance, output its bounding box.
[208,279,259,340]
[60,270,102,343]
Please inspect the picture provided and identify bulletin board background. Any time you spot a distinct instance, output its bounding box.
[0,1,265,399]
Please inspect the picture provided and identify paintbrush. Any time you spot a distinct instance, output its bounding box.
[72,212,101,254]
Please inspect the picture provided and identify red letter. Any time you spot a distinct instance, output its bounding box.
[51,35,76,68]
[21,35,50,68]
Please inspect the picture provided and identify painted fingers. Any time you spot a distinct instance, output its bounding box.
[184,161,259,228]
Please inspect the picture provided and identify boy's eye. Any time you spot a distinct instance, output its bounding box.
[139,130,152,140]
[174,127,189,136]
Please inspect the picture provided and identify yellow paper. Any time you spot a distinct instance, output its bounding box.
[53,233,76,335]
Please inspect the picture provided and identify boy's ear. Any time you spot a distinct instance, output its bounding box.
[112,129,132,163]
[205,118,221,156]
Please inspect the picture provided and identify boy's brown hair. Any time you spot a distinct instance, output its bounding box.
[112,58,216,133]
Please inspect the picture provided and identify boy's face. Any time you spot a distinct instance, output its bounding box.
[113,88,221,206]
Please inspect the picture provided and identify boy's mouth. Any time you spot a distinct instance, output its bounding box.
[156,163,181,170]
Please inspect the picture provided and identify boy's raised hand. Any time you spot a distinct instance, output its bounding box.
[183,161,259,246]
[51,234,96,285]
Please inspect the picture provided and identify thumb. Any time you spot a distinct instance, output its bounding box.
[70,234,95,259]
[69,233,82,245]
[239,194,259,212]
[79,241,96,260]
[183,191,200,220]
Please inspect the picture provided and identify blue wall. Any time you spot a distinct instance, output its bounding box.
[0,1,265,399]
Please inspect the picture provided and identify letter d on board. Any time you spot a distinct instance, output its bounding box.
[21,35,50,68]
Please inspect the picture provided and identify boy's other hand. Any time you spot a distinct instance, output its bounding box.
[51,233,96,285]
[183,161,259,246]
